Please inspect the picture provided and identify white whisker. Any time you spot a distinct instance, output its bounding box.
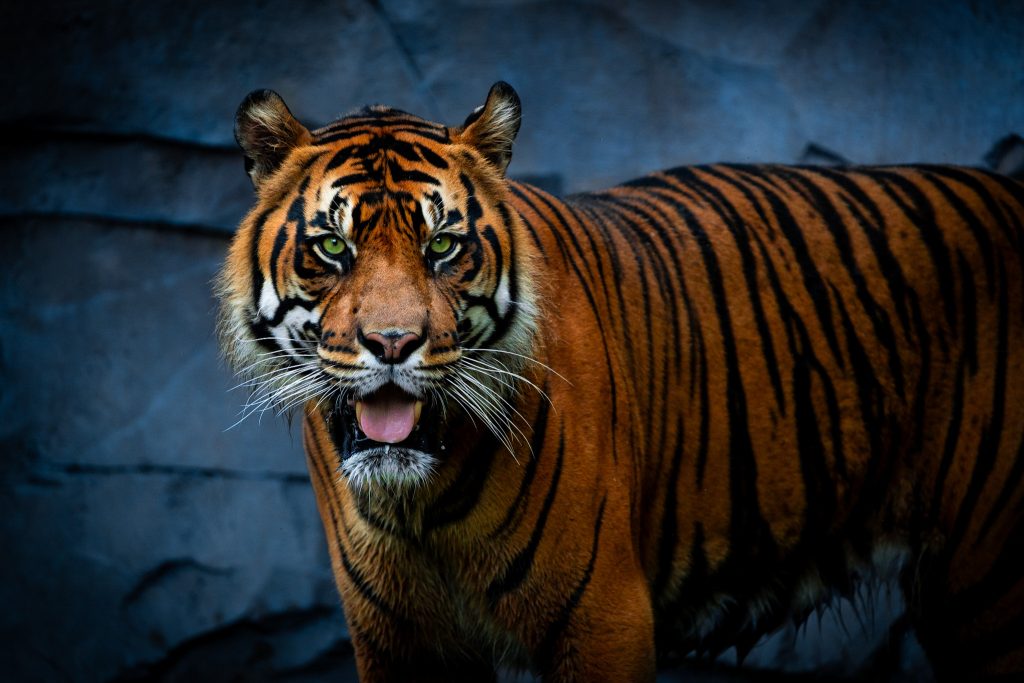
[460,347,570,385]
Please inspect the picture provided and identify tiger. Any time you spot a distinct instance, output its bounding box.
[216,81,1024,681]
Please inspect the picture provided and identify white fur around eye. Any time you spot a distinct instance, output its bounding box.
[320,191,353,237]
[337,204,353,237]
[420,196,442,232]
[494,265,511,317]
[258,279,280,319]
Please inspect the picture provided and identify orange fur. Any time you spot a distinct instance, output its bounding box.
[218,83,1024,681]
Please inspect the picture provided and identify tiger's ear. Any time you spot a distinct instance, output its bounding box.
[458,81,521,175]
[234,90,312,189]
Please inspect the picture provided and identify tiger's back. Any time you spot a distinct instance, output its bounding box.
[218,83,1024,681]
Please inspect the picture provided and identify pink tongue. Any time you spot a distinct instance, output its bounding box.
[357,387,417,444]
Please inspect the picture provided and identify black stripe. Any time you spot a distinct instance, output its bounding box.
[534,496,608,675]
[698,167,795,413]
[921,171,997,300]
[490,393,551,538]
[950,259,1011,551]
[486,429,565,604]
[957,249,980,375]
[336,539,398,619]
[694,309,711,489]
[977,437,1024,544]
[386,159,440,185]
[316,112,444,131]
[576,191,675,474]
[508,184,550,256]
[930,352,969,526]
[416,143,449,169]
[324,146,355,171]
[781,168,905,399]
[812,167,913,341]
[422,427,499,532]
[603,192,688,378]
[319,356,368,371]
[476,227,506,336]
[266,221,289,301]
[528,186,602,293]
[905,289,934,464]
[617,189,708,488]
[303,418,400,619]
[653,416,685,599]
[922,166,1022,251]
[730,168,845,365]
[332,173,373,187]
[742,212,850,498]
[576,199,651,423]
[984,172,1024,249]
[315,125,450,146]
[287,180,320,280]
[867,169,958,342]
[655,521,709,651]
[248,206,275,330]
[481,204,525,349]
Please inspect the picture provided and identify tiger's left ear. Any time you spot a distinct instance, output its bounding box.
[458,81,521,175]
[234,89,312,189]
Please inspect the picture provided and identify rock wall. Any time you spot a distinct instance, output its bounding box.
[1,1,1021,680]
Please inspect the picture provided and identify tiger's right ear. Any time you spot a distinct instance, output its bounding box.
[234,90,312,189]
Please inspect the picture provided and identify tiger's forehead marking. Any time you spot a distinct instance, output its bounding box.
[421,187,465,235]
[316,189,354,238]
[311,106,451,146]
[307,137,468,243]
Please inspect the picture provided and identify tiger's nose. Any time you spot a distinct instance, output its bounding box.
[358,330,424,364]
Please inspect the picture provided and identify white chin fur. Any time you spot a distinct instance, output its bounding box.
[341,446,437,490]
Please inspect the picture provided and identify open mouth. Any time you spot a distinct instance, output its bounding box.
[328,384,442,488]
[354,384,424,444]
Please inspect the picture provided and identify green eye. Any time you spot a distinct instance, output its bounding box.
[320,235,347,256]
[428,233,456,257]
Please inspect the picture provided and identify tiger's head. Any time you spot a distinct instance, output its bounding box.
[217,82,538,490]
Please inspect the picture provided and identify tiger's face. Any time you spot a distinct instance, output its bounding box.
[217,84,537,490]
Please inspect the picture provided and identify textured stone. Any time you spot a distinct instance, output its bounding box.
[0,0,427,145]
[0,218,311,473]
[0,133,251,232]
[777,1,1024,165]
[0,218,342,682]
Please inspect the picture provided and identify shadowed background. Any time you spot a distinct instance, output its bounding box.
[1,1,1022,680]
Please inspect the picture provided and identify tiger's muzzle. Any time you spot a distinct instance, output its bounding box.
[327,383,444,489]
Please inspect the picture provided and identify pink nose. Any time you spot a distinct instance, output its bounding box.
[358,330,423,364]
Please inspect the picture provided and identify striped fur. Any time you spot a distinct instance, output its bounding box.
[217,83,1024,681]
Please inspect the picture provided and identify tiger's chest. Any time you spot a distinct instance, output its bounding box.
[383,532,536,667]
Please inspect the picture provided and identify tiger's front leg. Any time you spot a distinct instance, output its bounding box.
[348,623,497,683]
[342,558,656,683]
[496,497,657,682]
[332,546,500,682]
[529,564,656,682]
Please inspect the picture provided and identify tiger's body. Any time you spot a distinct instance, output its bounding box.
[218,83,1024,681]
